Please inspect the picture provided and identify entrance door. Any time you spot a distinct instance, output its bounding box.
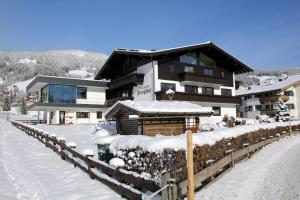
[59,111,65,124]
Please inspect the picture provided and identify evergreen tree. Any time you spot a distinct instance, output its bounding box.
[274,99,291,122]
[3,95,11,111]
[19,96,27,115]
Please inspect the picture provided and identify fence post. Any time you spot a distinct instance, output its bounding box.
[289,120,292,136]
[86,155,94,179]
[60,139,66,160]
[231,150,234,166]
[186,130,195,200]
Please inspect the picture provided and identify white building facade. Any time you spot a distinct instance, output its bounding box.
[237,74,300,119]
[27,76,107,124]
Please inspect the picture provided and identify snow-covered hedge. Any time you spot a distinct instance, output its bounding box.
[108,121,300,180]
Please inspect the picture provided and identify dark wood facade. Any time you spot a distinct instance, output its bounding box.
[95,42,253,104]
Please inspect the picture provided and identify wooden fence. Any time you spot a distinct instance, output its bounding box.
[177,131,291,197]
[11,120,297,200]
[11,120,161,200]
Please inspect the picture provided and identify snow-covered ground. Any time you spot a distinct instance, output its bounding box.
[196,135,300,200]
[35,124,101,154]
[0,119,123,200]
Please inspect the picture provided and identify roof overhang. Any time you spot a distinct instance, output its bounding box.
[95,42,253,79]
[27,76,108,92]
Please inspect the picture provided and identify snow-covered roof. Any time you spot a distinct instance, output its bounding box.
[236,74,300,96]
[105,100,213,118]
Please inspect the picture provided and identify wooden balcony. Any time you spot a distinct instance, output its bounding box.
[155,91,242,104]
[106,96,134,107]
[259,95,281,103]
[109,73,144,90]
[178,72,225,85]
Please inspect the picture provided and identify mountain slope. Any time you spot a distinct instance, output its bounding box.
[0,50,108,87]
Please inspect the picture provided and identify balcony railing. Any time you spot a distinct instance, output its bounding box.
[106,96,134,107]
[259,95,282,103]
[109,72,144,90]
[155,91,241,104]
[178,72,225,85]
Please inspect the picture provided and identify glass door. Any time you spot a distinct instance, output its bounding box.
[59,111,65,124]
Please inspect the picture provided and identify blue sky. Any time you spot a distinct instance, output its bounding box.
[1,0,300,68]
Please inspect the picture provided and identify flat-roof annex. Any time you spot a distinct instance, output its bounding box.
[27,75,108,92]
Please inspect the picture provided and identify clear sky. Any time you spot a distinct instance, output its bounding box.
[1,0,300,68]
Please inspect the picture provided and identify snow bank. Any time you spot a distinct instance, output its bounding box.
[82,149,94,157]
[96,135,124,145]
[109,121,300,154]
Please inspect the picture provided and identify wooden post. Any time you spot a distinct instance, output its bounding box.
[187,131,194,200]
[289,120,292,136]
[60,140,66,160]
[231,150,234,166]
[86,155,94,179]
[162,172,170,200]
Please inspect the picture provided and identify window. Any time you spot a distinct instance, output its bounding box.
[254,94,262,98]
[185,85,198,94]
[169,64,175,73]
[97,112,102,119]
[284,91,294,96]
[184,66,194,73]
[161,83,176,92]
[199,53,216,67]
[287,103,295,109]
[77,87,87,99]
[255,105,262,111]
[202,87,214,95]
[180,52,197,65]
[212,107,221,116]
[62,85,76,103]
[48,84,76,103]
[221,88,232,96]
[245,106,253,112]
[41,85,49,102]
[76,112,90,118]
[265,105,270,110]
[203,68,213,76]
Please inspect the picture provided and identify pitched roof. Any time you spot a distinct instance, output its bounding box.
[236,74,300,96]
[95,41,253,79]
[105,100,213,118]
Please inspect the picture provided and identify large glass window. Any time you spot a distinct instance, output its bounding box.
[77,87,87,99]
[180,52,197,65]
[41,85,49,102]
[49,84,62,103]
[221,88,232,96]
[185,85,198,94]
[199,53,216,67]
[255,105,262,111]
[62,85,76,103]
[161,83,176,92]
[48,84,76,103]
[202,87,214,95]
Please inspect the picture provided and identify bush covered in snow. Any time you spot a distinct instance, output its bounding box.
[90,121,116,136]
[108,122,300,180]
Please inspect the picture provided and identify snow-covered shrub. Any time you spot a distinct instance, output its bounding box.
[257,114,275,123]
[90,121,116,136]
[223,115,235,127]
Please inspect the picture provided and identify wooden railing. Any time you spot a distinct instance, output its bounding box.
[109,72,144,90]
[177,130,292,197]
[11,120,160,200]
[106,96,134,107]
[178,72,225,85]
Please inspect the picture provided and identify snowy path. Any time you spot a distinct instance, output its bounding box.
[0,119,123,200]
[196,135,300,200]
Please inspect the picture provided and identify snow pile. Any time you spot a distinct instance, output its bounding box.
[109,158,125,168]
[90,121,117,136]
[109,121,300,154]
[96,135,124,145]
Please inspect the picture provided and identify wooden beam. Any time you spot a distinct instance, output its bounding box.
[187,131,195,200]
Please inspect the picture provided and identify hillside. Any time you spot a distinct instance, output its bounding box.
[0,50,108,88]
